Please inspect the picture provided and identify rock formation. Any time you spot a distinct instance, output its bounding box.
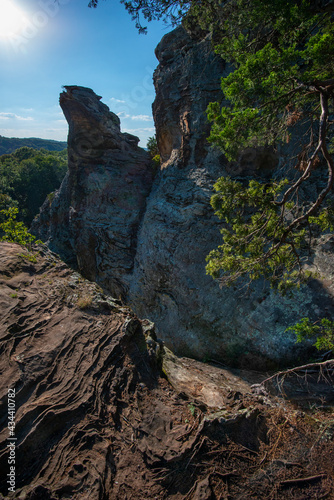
[32,27,334,368]
[32,85,154,298]
[126,27,334,366]
[0,242,333,498]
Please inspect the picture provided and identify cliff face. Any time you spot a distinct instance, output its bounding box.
[32,86,154,298]
[126,27,334,365]
[33,28,334,367]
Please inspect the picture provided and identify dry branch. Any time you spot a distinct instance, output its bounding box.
[258,359,334,388]
[280,473,327,488]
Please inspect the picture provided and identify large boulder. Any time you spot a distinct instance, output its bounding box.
[127,27,334,367]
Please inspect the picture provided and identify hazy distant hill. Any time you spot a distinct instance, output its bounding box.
[0,136,67,155]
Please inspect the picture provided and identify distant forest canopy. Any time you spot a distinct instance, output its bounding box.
[0,147,67,226]
[0,136,67,156]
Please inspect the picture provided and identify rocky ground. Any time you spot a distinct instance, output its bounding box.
[0,242,334,499]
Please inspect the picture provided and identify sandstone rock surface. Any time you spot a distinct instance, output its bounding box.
[0,243,333,499]
[32,29,334,367]
[32,86,154,298]
[128,27,334,366]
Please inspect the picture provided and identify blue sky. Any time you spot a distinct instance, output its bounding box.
[0,0,168,146]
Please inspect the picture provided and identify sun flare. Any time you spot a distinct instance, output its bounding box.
[0,0,28,38]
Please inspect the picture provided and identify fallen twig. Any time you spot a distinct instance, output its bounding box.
[182,477,201,500]
[213,470,238,480]
[234,453,256,462]
[258,360,334,388]
[236,442,259,455]
[273,459,303,468]
[280,473,326,488]
[122,415,137,431]
[176,415,201,441]
[185,436,206,470]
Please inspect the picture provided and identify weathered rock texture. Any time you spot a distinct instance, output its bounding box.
[128,27,334,366]
[32,28,334,367]
[1,243,334,499]
[32,85,154,298]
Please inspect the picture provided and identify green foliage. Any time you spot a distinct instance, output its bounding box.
[147,135,161,168]
[205,176,315,293]
[0,147,67,225]
[0,207,36,248]
[146,135,159,156]
[47,192,56,204]
[0,194,17,214]
[18,252,38,263]
[89,0,190,33]
[152,154,161,167]
[207,38,308,160]
[203,0,334,290]
[207,1,334,160]
[0,136,67,156]
[188,403,196,417]
[287,317,334,354]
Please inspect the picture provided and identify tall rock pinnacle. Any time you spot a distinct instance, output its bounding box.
[32,85,154,298]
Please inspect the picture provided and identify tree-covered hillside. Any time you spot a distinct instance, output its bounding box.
[0,136,67,155]
[0,147,67,226]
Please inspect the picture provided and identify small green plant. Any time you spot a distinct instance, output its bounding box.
[0,207,36,249]
[77,294,93,310]
[10,293,18,299]
[47,192,55,204]
[18,252,38,263]
[147,136,160,169]
[152,154,161,168]
[287,317,334,354]
[188,403,196,417]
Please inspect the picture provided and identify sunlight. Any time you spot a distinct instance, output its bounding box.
[0,0,28,38]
